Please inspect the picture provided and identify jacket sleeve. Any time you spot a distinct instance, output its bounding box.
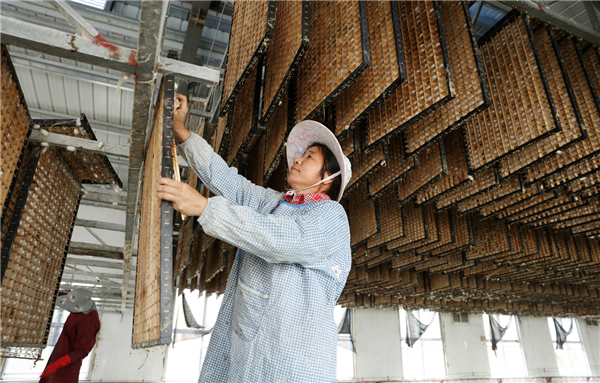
[67,316,99,363]
[198,196,350,266]
[178,133,283,209]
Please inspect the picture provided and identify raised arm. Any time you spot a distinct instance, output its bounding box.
[198,196,351,266]
[174,94,281,208]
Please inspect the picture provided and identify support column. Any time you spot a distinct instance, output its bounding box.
[517,316,560,376]
[354,307,403,381]
[440,313,490,378]
[578,318,600,376]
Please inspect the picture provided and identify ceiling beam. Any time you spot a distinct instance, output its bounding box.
[80,199,126,211]
[75,218,125,232]
[68,241,137,259]
[10,51,134,88]
[501,0,600,45]
[1,15,220,83]
[1,15,138,73]
[29,130,130,159]
[66,256,125,270]
[82,191,126,205]
[51,0,101,41]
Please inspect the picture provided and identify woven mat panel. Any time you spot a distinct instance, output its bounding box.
[522,38,600,185]
[262,1,308,123]
[416,208,451,255]
[478,183,544,218]
[1,46,30,214]
[572,220,600,235]
[495,189,558,220]
[510,189,586,226]
[392,202,439,254]
[294,1,369,122]
[1,146,34,247]
[264,87,292,183]
[498,27,587,179]
[464,13,559,172]
[1,147,81,347]
[435,167,497,210]
[173,158,199,283]
[346,130,387,191]
[430,209,474,257]
[205,240,225,284]
[548,200,600,231]
[227,64,261,166]
[347,179,378,247]
[364,1,452,150]
[177,268,187,295]
[187,227,205,279]
[391,250,425,271]
[404,1,488,157]
[465,215,513,262]
[266,155,288,193]
[368,133,415,199]
[174,215,194,279]
[567,169,600,195]
[220,0,275,116]
[133,78,175,348]
[333,0,405,137]
[36,115,123,188]
[247,133,265,186]
[385,200,427,251]
[340,130,356,158]
[397,140,447,202]
[416,128,469,204]
[456,174,522,214]
[215,114,231,158]
[366,187,403,249]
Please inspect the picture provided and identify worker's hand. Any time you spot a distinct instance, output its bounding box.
[173,93,191,143]
[40,355,71,378]
[157,178,207,217]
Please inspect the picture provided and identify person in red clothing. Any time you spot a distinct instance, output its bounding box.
[39,289,101,383]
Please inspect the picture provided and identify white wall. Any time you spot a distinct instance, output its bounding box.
[518,316,560,376]
[354,308,403,381]
[89,309,167,382]
[578,319,600,376]
[440,313,490,379]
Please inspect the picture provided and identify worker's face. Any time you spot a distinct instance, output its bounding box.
[287,146,331,193]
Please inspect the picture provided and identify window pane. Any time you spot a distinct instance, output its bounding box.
[483,314,527,377]
[547,317,591,376]
[399,309,445,379]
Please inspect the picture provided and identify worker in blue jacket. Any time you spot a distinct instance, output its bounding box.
[156,94,352,382]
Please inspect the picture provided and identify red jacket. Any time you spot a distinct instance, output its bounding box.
[40,311,101,383]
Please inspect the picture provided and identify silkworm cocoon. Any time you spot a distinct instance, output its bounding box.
[73,129,79,135]
[66,146,76,152]
[467,175,474,181]
[40,129,49,137]
[97,142,104,149]
[112,201,118,206]
[175,98,181,109]
[76,117,82,127]
[33,124,40,130]
[40,142,49,147]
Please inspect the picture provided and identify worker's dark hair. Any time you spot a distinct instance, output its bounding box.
[307,143,341,201]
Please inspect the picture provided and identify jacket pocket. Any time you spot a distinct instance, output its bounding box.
[231,278,269,342]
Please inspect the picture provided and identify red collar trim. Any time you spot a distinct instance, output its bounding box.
[284,192,331,205]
